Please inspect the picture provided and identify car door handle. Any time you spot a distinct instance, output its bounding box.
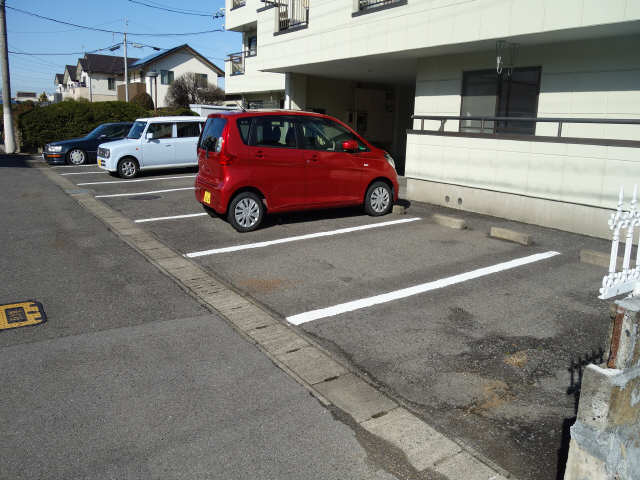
[166,144,172,147]
[256,150,264,159]
[307,154,319,162]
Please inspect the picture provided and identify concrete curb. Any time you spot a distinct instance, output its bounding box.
[490,226,532,246]
[579,249,622,270]
[433,213,467,230]
[38,160,514,480]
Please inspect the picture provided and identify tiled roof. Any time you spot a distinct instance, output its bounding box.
[82,53,139,75]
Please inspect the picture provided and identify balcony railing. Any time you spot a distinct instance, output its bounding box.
[355,0,407,15]
[227,52,246,75]
[273,0,309,33]
[410,115,640,148]
[232,0,246,8]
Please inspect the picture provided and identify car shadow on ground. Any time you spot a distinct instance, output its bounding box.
[205,200,412,231]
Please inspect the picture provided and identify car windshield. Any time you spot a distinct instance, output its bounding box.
[127,121,147,139]
[86,125,108,138]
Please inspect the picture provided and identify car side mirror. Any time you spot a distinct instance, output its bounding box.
[145,132,154,140]
[342,140,358,152]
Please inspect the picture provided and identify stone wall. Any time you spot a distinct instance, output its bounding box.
[564,298,640,480]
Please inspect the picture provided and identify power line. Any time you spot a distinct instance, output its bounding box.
[6,5,224,36]
[135,0,214,15]
[127,0,223,18]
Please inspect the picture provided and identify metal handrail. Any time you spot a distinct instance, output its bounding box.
[412,115,640,137]
[359,0,403,11]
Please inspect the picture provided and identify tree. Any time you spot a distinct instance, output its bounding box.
[38,92,48,103]
[165,72,225,108]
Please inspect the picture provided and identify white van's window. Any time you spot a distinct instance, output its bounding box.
[177,122,202,138]
[127,121,147,139]
[147,122,173,139]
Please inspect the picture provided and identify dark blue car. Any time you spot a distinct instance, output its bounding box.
[43,122,133,165]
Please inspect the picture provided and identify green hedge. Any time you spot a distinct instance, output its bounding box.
[18,100,197,152]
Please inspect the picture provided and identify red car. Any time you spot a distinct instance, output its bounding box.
[195,110,399,232]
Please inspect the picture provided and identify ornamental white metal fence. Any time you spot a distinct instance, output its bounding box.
[599,185,640,299]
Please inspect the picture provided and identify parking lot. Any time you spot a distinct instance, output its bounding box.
[52,162,613,480]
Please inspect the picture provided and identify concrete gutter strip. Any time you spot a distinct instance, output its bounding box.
[38,159,513,480]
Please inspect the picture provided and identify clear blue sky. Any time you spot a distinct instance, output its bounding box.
[6,0,241,95]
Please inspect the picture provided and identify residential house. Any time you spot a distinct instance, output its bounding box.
[224,0,640,240]
[126,44,224,108]
[61,64,81,98]
[15,91,37,103]
[54,73,64,93]
[76,53,139,102]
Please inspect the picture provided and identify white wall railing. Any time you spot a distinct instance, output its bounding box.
[599,185,640,300]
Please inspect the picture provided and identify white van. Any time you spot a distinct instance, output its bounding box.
[97,116,206,178]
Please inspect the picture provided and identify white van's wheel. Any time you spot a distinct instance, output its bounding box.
[118,157,139,179]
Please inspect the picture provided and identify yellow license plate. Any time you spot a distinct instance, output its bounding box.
[203,191,211,204]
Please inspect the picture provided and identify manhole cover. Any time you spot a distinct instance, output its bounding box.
[129,195,161,200]
[0,300,47,331]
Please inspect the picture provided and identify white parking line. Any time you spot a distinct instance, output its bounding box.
[51,164,95,168]
[60,171,107,175]
[286,251,561,325]
[185,217,422,258]
[95,187,195,198]
[78,175,196,186]
[135,212,208,223]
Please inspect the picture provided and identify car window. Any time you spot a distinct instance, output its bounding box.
[127,121,147,139]
[176,122,202,138]
[199,117,227,150]
[101,124,129,138]
[299,118,368,152]
[237,118,251,144]
[147,122,173,139]
[252,117,297,148]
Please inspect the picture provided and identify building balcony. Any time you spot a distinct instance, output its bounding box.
[254,0,640,75]
[224,49,285,95]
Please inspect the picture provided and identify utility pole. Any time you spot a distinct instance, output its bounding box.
[0,0,15,153]
[123,19,129,102]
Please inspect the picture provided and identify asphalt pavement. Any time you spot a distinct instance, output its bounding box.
[50,162,620,479]
[18,158,617,479]
[0,156,405,480]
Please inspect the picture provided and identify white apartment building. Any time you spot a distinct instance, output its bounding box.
[224,0,640,239]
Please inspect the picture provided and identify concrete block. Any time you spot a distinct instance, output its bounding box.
[434,451,508,480]
[246,324,308,356]
[433,213,467,230]
[277,347,347,385]
[314,374,397,423]
[361,408,462,471]
[392,205,406,215]
[576,364,617,430]
[580,249,623,269]
[489,226,531,246]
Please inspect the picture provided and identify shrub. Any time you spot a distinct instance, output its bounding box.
[19,101,148,152]
[165,72,225,108]
[131,92,154,110]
